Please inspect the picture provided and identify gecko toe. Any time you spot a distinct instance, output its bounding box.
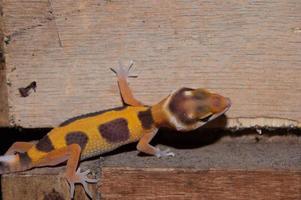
[155,148,175,158]
[111,60,137,79]
[66,168,98,199]
[68,181,75,199]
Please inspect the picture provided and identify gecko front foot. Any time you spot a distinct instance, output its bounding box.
[155,148,175,158]
[110,60,137,80]
[66,168,98,199]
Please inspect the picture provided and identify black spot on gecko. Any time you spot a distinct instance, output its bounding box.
[65,132,88,150]
[19,152,32,168]
[59,106,126,127]
[138,108,154,129]
[36,135,55,152]
[98,118,130,143]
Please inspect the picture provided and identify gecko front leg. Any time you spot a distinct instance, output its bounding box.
[111,61,144,106]
[137,129,175,158]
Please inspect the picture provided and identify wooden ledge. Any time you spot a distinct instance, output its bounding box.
[2,135,301,199]
[1,159,100,200]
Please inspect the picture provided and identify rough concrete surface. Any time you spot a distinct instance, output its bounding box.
[102,138,301,171]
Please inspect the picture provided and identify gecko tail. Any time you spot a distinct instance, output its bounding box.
[0,153,31,174]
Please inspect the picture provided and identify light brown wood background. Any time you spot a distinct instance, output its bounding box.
[2,0,301,128]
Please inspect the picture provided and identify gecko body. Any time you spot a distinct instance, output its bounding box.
[0,62,231,199]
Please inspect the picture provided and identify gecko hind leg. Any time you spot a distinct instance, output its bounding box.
[5,142,35,155]
[33,144,98,198]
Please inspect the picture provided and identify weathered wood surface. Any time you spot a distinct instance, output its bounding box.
[1,159,100,200]
[2,0,301,128]
[2,135,301,200]
[0,60,8,127]
[0,9,9,127]
[100,168,301,200]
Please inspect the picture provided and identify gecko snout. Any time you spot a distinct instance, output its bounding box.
[210,94,231,114]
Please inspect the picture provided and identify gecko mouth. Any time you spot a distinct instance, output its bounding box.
[210,102,231,121]
[199,100,231,123]
[199,114,214,122]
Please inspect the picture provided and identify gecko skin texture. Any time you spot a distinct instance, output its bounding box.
[0,62,231,199]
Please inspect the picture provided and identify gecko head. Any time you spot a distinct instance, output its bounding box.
[163,87,231,131]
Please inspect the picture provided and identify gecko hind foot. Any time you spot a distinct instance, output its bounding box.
[155,148,175,158]
[110,60,137,79]
[67,168,98,199]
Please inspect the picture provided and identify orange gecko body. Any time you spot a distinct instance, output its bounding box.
[28,106,154,163]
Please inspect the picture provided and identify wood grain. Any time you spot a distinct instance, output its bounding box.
[0,2,9,127]
[1,159,99,200]
[100,168,301,200]
[0,58,8,127]
[2,0,301,128]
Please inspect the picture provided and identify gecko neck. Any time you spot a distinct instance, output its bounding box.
[150,98,172,129]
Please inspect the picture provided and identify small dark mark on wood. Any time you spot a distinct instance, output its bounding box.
[43,189,64,200]
[10,67,16,72]
[4,36,10,45]
[6,80,11,87]
[46,16,55,21]
[18,81,37,97]
[0,52,4,63]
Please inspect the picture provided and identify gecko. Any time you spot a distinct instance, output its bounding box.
[0,61,231,199]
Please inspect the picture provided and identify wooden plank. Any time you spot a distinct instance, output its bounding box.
[2,0,301,128]
[1,159,99,200]
[0,55,9,126]
[100,168,301,200]
[0,2,9,127]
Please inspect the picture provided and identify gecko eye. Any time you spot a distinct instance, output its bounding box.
[194,93,205,100]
